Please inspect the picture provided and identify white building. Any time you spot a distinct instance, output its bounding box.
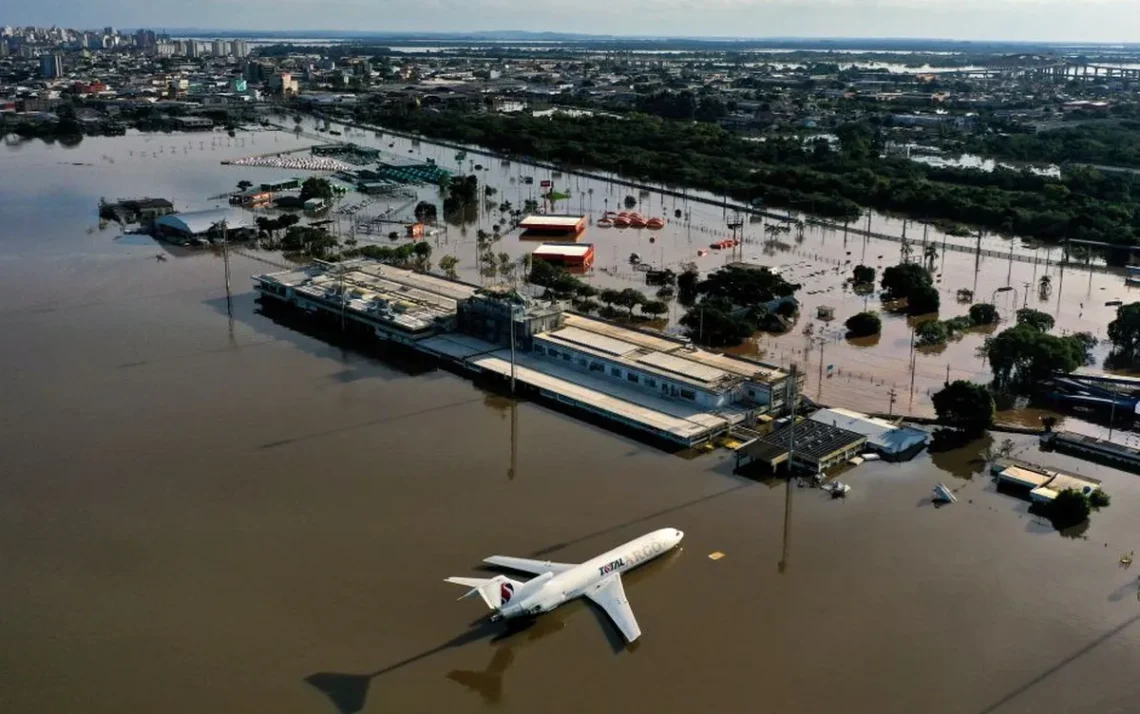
[530,316,791,414]
[808,407,928,458]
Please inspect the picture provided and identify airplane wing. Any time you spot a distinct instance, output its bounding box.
[585,575,641,643]
[483,556,576,575]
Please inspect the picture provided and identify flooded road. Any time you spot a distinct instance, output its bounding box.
[303,118,1136,420]
[2,131,1139,714]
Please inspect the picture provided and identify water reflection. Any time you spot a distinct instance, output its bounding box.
[446,611,567,704]
[929,433,994,480]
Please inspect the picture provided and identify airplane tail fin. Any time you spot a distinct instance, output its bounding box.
[444,575,522,610]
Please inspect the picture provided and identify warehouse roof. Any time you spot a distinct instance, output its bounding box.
[519,214,586,229]
[809,407,928,456]
[533,242,593,258]
[741,419,867,465]
[154,208,250,235]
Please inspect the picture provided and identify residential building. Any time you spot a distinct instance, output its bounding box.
[269,72,299,96]
[231,40,250,58]
[39,53,62,79]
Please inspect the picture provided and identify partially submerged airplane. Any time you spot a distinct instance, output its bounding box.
[446,528,684,643]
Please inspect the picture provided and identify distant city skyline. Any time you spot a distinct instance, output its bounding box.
[5,0,1140,44]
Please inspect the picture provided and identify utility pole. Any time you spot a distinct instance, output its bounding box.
[339,257,346,332]
[220,218,231,299]
[888,386,898,416]
[785,364,799,473]
[816,336,825,399]
[509,304,518,394]
[945,363,950,386]
[508,400,518,480]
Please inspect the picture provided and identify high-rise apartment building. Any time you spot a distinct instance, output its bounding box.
[39,52,63,79]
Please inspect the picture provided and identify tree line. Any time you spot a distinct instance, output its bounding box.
[355,104,1140,249]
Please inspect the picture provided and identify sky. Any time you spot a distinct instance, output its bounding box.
[6,0,1140,43]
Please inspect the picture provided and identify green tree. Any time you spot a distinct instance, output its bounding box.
[844,311,881,337]
[1088,490,1111,509]
[907,284,941,316]
[623,195,637,209]
[1107,302,1140,363]
[986,324,1084,389]
[641,299,669,318]
[599,288,622,309]
[969,303,999,325]
[414,201,438,222]
[281,225,337,257]
[695,265,799,309]
[852,264,875,285]
[439,254,459,280]
[237,180,253,191]
[1016,307,1055,332]
[680,299,753,347]
[615,288,646,318]
[677,268,700,306]
[1048,489,1091,529]
[880,263,932,300]
[300,177,333,203]
[915,319,949,346]
[931,380,994,436]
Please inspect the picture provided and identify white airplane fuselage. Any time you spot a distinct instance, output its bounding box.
[494,528,683,621]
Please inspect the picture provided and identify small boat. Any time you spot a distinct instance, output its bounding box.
[646,217,665,229]
[933,483,957,504]
[617,211,630,219]
[825,481,851,498]
[710,242,723,250]
[613,217,630,228]
[629,216,647,229]
[596,218,614,228]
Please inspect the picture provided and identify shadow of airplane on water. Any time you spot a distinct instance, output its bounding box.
[305,619,523,714]
[305,549,683,713]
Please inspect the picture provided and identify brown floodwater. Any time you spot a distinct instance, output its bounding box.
[2,130,1139,714]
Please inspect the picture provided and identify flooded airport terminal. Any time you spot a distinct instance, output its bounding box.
[2,124,1139,714]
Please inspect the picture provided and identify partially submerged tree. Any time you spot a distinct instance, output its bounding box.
[987,324,1085,390]
[931,380,994,436]
[1048,489,1092,530]
[968,303,999,325]
[1107,302,1140,365]
[880,263,932,300]
[907,284,941,316]
[852,264,875,286]
[439,254,459,280]
[1016,307,1055,333]
[844,311,881,338]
